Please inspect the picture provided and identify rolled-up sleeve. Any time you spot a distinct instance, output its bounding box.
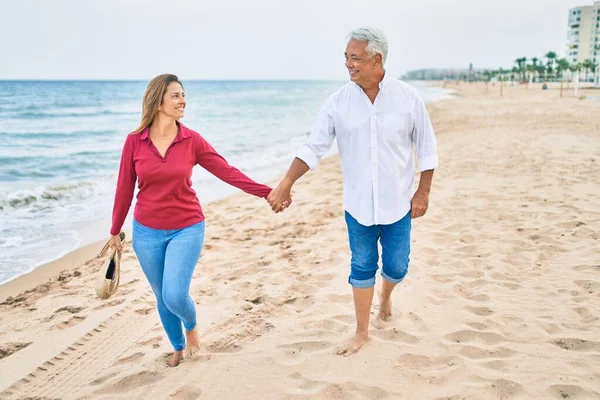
[411,94,438,172]
[295,96,336,170]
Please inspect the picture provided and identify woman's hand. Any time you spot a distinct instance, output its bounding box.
[110,234,123,254]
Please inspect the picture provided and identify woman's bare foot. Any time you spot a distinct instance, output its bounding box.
[168,350,184,367]
[335,332,369,357]
[185,326,201,358]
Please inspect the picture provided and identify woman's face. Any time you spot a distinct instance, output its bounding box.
[159,81,186,119]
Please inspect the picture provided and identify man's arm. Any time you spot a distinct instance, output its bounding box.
[410,92,438,219]
[268,96,336,213]
[411,169,434,218]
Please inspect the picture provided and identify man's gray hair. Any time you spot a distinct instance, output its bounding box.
[347,27,388,64]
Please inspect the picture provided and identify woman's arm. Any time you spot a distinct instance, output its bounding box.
[110,135,137,236]
[195,134,271,198]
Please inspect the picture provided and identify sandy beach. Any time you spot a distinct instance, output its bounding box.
[1,82,599,399]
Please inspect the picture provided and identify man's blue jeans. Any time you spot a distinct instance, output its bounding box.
[344,211,411,289]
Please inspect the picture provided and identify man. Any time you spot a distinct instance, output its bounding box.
[268,27,438,356]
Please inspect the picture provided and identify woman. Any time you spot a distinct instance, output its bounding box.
[109,74,279,367]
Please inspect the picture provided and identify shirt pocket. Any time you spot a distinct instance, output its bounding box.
[381,113,408,143]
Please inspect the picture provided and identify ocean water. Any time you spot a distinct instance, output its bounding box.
[0,80,453,285]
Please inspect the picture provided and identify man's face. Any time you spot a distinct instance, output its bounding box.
[344,39,380,85]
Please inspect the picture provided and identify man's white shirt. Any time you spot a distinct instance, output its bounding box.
[296,76,438,226]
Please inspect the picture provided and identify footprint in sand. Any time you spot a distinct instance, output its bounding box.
[93,298,126,310]
[465,322,488,331]
[550,338,600,352]
[282,295,314,312]
[134,307,154,315]
[574,280,600,294]
[458,270,485,279]
[464,305,495,316]
[546,384,600,399]
[405,312,429,332]
[0,342,32,360]
[111,352,145,366]
[535,321,562,335]
[330,314,354,325]
[571,307,597,321]
[479,359,509,371]
[370,327,420,344]
[444,330,506,345]
[286,371,328,394]
[429,288,452,300]
[89,371,121,386]
[483,379,526,399]
[273,341,336,366]
[286,373,395,398]
[425,296,445,306]
[303,318,349,334]
[53,315,86,330]
[95,370,164,395]
[430,274,453,283]
[119,278,140,287]
[137,336,163,347]
[462,293,490,303]
[396,353,461,372]
[455,344,518,360]
[159,351,211,365]
[169,383,203,399]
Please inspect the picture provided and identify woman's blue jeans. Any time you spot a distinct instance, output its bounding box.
[132,219,205,351]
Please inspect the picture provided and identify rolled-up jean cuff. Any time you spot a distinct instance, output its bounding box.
[348,276,376,289]
[381,271,406,285]
[184,322,197,332]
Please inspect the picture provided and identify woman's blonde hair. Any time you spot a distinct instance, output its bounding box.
[134,74,183,133]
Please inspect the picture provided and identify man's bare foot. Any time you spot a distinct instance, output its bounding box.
[168,350,184,367]
[335,332,369,357]
[378,293,393,321]
[372,293,394,330]
[185,326,201,358]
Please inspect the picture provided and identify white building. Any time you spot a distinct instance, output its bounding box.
[566,2,600,64]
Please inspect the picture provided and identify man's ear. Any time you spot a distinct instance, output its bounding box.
[375,53,383,67]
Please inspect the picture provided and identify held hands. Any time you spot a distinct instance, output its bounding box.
[267,179,293,213]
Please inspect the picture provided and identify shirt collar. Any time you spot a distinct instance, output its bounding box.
[351,70,388,91]
[379,71,389,89]
[139,121,190,142]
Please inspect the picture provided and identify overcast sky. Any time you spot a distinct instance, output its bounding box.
[0,0,589,80]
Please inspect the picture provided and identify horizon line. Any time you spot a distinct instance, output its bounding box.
[0,78,354,82]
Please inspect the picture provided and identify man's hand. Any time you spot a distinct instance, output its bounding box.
[410,189,429,219]
[267,179,293,213]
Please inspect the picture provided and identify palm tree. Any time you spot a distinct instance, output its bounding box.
[526,63,535,86]
[536,64,547,83]
[571,62,584,84]
[545,51,558,80]
[556,58,571,87]
[588,58,599,83]
[556,58,570,73]
[483,70,493,92]
[531,57,539,82]
[515,57,527,83]
[582,59,592,82]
